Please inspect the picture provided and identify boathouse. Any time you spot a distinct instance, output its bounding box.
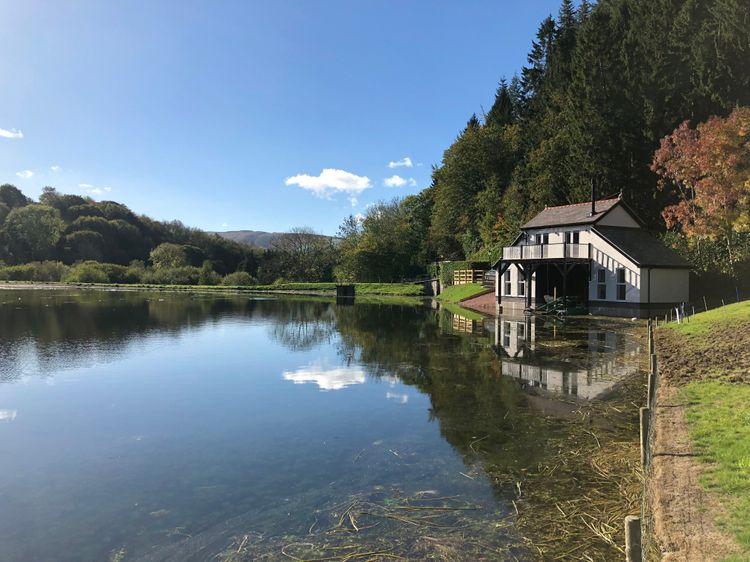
[491,195,691,318]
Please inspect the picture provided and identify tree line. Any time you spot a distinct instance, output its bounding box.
[336,0,750,286]
[0,185,339,285]
[3,0,749,287]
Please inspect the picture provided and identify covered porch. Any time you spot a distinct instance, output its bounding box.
[495,243,591,311]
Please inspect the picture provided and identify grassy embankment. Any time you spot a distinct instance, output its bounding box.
[665,301,750,559]
[0,280,426,297]
[435,283,490,321]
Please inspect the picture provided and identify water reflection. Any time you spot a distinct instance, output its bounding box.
[282,363,366,390]
[490,313,641,400]
[0,290,642,561]
[0,409,17,421]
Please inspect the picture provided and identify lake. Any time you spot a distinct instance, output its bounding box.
[0,290,644,561]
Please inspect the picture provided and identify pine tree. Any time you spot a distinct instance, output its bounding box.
[486,79,514,127]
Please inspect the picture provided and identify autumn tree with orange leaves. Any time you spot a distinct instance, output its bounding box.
[652,107,750,273]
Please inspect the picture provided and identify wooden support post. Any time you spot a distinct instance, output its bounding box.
[648,355,657,405]
[647,371,654,405]
[640,407,650,467]
[625,515,643,562]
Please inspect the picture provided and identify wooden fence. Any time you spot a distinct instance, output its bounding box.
[452,269,485,285]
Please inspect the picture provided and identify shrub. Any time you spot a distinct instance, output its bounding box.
[63,262,109,283]
[221,271,257,286]
[141,266,201,285]
[199,260,221,285]
[32,261,69,281]
[0,261,69,282]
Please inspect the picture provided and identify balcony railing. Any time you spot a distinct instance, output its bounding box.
[502,243,590,261]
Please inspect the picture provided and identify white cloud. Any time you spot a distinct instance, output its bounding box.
[16,170,34,179]
[285,168,372,199]
[80,184,113,196]
[0,128,23,139]
[50,165,62,172]
[384,175,417,188]
[388,157,413,169]
[0,409,17,422]
[283,364,366,391]
[354,213,365,223]
[386,392,409,404]
[348,196,358,207]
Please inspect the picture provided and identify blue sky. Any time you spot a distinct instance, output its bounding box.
[1,0,562,235]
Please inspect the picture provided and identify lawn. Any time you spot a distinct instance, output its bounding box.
[435,283,489,304]
[664,300,750,558]
[667,300,750,337]
[17,281,427,297]
[682,381,750,559]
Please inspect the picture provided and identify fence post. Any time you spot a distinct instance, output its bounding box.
[648,355,657,405]
[640,407,650,466]
[625,515,643,562]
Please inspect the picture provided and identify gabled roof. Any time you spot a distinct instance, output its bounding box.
[593,226,691,269]
[522,197,622,229]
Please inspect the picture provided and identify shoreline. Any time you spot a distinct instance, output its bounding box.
[646,305,750,561]
[0,281,428,299]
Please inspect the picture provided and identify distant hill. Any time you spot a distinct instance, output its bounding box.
[214,230,281,249]
[213,230,335,250]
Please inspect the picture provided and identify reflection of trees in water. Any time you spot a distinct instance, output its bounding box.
[331,303,545,476]
[0,291,261,382]
[265,301,336,351]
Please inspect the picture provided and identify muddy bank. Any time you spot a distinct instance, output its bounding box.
[458,290,497,316]
[648,328,742,561]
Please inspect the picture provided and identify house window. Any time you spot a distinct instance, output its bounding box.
[565,231,580,244]
[504,270,511,295]
[518,272,526,296]
[517,322,526,342]
[597,268,607,300]
[503,321,511,347]
[616,268,626,300]
[537,233,549,245]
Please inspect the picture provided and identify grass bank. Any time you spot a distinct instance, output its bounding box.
[656,300,750,559]
[0,280,426,297]
[435,283,488,304]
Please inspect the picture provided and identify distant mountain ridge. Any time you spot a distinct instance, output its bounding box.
[213,230,334,250]
[212,230,281,249]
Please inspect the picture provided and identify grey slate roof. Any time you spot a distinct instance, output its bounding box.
[522,197,621,229]
[593,226,691,268]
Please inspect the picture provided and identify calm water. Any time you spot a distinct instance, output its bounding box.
[0,290,643,561]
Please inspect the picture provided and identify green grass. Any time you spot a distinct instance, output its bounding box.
[436,283,489,304]
[667,300,750,337]
[665,298,750,557]
[682,381,750,556]
[2,280,426,297]
[440,301,486,321]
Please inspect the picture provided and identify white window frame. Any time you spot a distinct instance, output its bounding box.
[597,268,607,300]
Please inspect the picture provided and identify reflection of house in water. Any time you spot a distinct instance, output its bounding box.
[491,315,640,400]
[451,314,484,335]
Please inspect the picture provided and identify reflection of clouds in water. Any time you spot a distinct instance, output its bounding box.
[283,364,366,391]
[0,409,18,421]
[386,392,409,404]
